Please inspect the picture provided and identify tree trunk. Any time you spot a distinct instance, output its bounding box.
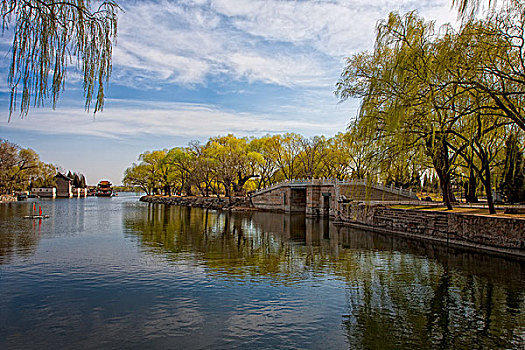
[465,167,478,203]
[235,174,256,196]
[427,135,456,210]
[179,178,185,196]
[482,161,496,214]
[437,171,454,210]
[224,181,231,199]
[184,182,193,196]
[197,184,206,197]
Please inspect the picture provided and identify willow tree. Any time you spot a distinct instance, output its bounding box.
[165,147,194,196]
[1,0,119,118]
[203,135,259,197]
[449,103,510,213]
[138,150,167,195]
[500,132,525,202]
[441,21,520,212]
[453,0,490,18]
[461,2,525,132]
[265,133,303,181]
[187,141,216,197]
[248,136,279,189]
[452,0,521,19]
[296,135,329,179]
[337,12,461,209]
[321,132,353,180]
[123,163,155,195]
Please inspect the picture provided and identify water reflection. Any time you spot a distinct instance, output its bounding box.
[124,204,525,349]
[1,198,524,349]
[0,200,42,263]
[0,198,89,264]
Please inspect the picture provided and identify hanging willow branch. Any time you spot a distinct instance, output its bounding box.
[452,0,522,19]
[453,0,487,19]
[1,0,119,120]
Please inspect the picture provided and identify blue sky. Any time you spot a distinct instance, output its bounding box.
[0,0,457,185]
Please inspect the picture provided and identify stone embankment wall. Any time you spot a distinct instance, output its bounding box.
[0,195,17,203]
[339,202,525,257]
[140,196,253,211]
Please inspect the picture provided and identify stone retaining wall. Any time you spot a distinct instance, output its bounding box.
[339,202,525,257]
[140,196,253,211]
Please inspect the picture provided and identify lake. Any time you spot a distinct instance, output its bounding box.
[1,194,524,349]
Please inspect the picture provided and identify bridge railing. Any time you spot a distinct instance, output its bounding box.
[250,178,418,199]
[336,179,416,199]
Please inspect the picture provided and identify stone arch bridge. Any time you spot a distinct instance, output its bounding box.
[250,179,418,217]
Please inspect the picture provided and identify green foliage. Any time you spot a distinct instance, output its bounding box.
[500,133,525,203]
[123,163,155,195]
[30,163,57,188]
[0,139,56,193]
[124,132,392,197]
[336,6,525,211]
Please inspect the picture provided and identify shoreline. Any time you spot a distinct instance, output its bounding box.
[139,195,255,211]
[335,219,525,261]
[0,195,17,203]
[337,202,525,259]
[141,195,525,260]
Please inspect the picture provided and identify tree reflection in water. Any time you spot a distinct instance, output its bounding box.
[123,204,524,349]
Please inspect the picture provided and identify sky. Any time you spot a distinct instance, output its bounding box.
[0,0,459,185]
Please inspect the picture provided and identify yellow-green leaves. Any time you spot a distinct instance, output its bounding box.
[0,139,56,193]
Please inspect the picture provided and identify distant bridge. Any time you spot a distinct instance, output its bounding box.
[250,179,419,217]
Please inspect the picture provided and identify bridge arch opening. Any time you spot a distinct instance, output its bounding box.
[322,192,331,216]
[289,188,307,213]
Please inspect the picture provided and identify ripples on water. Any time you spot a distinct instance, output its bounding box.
[0,194,524,349]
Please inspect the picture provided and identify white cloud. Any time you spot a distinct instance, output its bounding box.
[112,2,221,87]
[108,0,456,90]
[0,0,456,185]
[211,0,456,55]
[0,0,456,135]
[1,97,352,139]
[0,0,457,93]
[226,52,330,87]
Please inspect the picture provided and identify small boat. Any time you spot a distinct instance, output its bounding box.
[26,204,48,219]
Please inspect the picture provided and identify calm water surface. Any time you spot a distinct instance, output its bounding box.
[1,194,524,349]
